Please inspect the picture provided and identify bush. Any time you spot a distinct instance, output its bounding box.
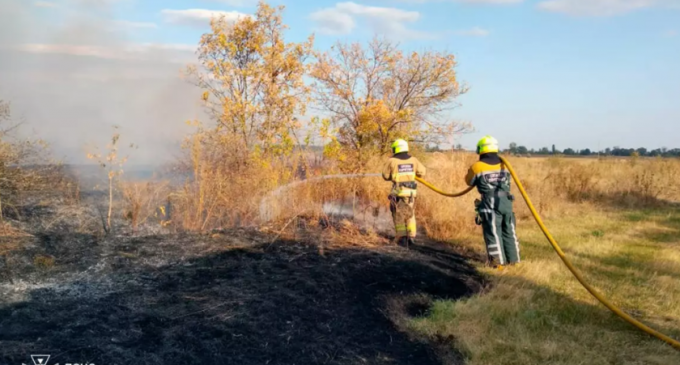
[0,100,76,222]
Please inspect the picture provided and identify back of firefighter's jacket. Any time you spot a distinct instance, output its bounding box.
[382,154,426,198]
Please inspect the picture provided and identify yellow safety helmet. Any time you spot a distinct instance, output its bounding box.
[391,139,409,154]
[476,135,499,155]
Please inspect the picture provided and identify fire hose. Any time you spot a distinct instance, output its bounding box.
[415,155,680,350]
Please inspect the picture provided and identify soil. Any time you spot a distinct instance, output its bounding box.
[0,228,484,365]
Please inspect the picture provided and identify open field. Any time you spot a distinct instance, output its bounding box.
[2,151,680,364]
[388,154,680,364]
[406,203,680,364]
[2,1,679,363]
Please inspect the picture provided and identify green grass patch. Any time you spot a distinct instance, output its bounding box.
[403,206,680,365]
[591,229,605,237]
[625,212,650,222]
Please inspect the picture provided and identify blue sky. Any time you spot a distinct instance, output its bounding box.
[2,0,679,160]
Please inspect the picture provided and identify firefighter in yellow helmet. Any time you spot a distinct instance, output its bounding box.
[382,139,426,247]
[465,135,520,268]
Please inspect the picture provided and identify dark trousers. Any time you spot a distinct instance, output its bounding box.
[479,197,520,265]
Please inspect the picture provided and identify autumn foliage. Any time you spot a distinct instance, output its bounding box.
[16,0,657,238]
[311,37,470,170]
[187,2,314,165]
[150,0,471,230]
[1,1,472,233]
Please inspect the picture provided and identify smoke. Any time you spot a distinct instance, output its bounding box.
[0,0,206,165]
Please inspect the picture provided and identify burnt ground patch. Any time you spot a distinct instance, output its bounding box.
[0,231,483,365]
[404,297,434,318]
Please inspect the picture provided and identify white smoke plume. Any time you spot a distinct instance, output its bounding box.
[0,0,206,165]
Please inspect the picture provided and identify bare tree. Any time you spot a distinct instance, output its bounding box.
[310,36,471,168]
[86,126,135,234]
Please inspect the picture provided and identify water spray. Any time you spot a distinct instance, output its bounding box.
[258,158,680,350]
[258,173,382,222]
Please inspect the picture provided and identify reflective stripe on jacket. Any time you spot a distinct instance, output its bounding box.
[382,153,426,198]
[465,153,511,197]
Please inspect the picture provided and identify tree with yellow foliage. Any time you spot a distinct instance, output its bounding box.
[186,1,314,168]
[310,37,471,169]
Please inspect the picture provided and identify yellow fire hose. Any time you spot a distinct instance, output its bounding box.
[416,156,680,350]
[415,177,475,197]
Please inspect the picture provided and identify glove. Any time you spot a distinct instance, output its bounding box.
[474,199,482,225]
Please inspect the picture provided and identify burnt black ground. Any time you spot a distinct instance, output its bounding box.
[0,230,483,365]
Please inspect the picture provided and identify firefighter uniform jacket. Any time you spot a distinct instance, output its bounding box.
[465,153,512,197]
[382,152,426,198]
[465,152,521,265]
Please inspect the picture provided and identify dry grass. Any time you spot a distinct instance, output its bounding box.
[403,207,680,364]
[373,154,680,365]
[3,124,680,364]
[262,152,680,239]
[120,180,171,233]
[1,100,79,226]
[253,152,680,363]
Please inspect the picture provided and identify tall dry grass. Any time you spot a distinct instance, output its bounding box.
[263,153,679,237]
[1,104,78,222]
[378,154,680,365]
[156,144,680,242]
[120,180,171,233]
[166,132,316,231]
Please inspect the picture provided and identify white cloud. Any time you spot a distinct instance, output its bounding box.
[537,0,660,16]
[664,29,678,37]
[457,0,522,3]
[335,2,421,21]
[34,1,58,7]
[378,0,427,3]
[309,9,356,35]
[382,0,522,4]
[204,0,257,6]
[454,26,490,36]
[161,9,251,28]
[309,2,433,39]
